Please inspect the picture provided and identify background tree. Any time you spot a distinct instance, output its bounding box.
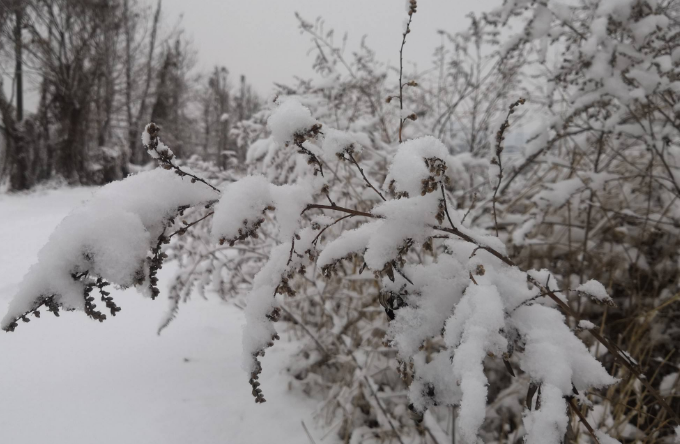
[0,0,258,190]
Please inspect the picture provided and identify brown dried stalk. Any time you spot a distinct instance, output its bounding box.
[398,0,417,143]
[347,152,386,201]
[144,123,222,194]
[491,98,525,237]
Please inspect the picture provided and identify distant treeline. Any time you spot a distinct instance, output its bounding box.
[0,0,259,191]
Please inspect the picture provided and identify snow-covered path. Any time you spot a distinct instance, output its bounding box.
[0,188,322,444]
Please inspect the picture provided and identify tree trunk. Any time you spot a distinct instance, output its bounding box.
[132,0,161,164]
[15,6,23,122]
[57,103,86,183]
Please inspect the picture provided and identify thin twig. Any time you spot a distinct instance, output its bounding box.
[167,211,214,240]
[568,397,601,444]
[287,236,296,266]
[460,193,477,225]
[279,306,329,357]
[394,265,414,285]
[347,152,386,201]
[398,2,417,143]
[312,214,354,246]
[143,123,221,194]
[301,420,318,444]
[440,183,457,230]
[303,204,379,219]
[349,351,406,444]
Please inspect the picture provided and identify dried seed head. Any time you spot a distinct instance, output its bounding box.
[146,122,159,138]
[408,0,417,15]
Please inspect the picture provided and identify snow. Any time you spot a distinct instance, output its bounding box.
[399,108,416,119]
[238,241,298,374]
[0,188,324,444]
[533,177,584,209]
[365,194,440,270]
[246,136,278,164]
[511,304,618,394]
[321,127,362,159]
[587,171,618,191]
[141,124,174,160]
[654,55,673,73]
[383,135,450,197]
[211,175,313,244]
[389,256,467,358]
[659,372,678,396]
[595,431,623,444]
[596,0,635,20]
[630,15,669,45]
[141,124,152,147]
[209,174,320,375]
[522,384,568,444]
[576,279,613,305]
[628,67,663,94]
[317,221,381,270]
[523,129,549,159]
[2,169,218,330]
[5,0,680,440]
[529,3,551,40]
[268,99,319,145]
[512,218,536,246]
[578,320,596,330]
[444,284,507,444]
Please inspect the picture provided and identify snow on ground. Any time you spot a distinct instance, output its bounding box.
[0,187,325,444]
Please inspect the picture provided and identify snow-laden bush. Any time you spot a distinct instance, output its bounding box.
[6,1,680,443]
[2,164,218,330]
[7,95,645,443]
[471,0,680,439]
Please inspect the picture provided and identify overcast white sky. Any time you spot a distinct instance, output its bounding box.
[6,0,500,110]
[155,0,499,95]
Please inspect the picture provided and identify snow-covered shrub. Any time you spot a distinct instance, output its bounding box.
[5,1,680,443]
[468,0,680,440]
[2,129,219,332]
[7,96,633,444]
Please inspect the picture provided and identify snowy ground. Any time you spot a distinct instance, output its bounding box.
[0,188,324,444]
